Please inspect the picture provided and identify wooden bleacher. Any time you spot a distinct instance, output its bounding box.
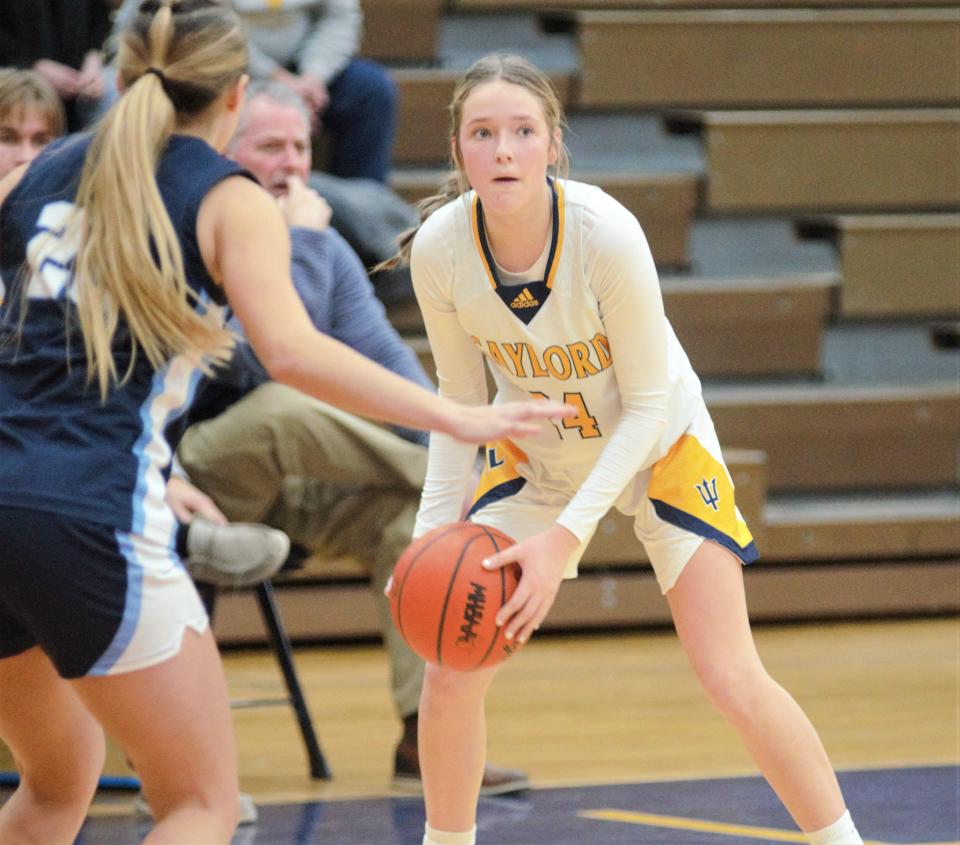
[666,108,960,212]
[214,0,960,646]
[796,214,960,318]
[359,0,443,63]
[575,9,960,109]
[661,273,837,377]
[763,492,960,562]
[705,382,960,491]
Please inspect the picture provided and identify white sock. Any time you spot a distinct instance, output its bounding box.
[807,810,864,845]
[422,822,477,845]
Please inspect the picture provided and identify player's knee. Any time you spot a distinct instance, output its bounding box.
[695,660,768,721]
[20,722,105,807]
[422,664,494,710]
[149,781,239,836]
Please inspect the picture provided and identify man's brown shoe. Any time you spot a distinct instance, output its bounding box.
[392,739,530,797]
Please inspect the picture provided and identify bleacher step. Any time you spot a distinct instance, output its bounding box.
[763,490,960,561]
[575,9,960,109]
[797,213,960,318]
[360,0,443,63]
[667,108,960,212]
[452,0,960,10]
[704,381,960,491]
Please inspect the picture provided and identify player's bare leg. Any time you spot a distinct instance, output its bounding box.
[72,628,238,845]
[0,647,105,845]
[667,541,853,834]
[418,662,500,837]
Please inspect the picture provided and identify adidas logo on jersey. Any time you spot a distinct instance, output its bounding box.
[510,287,539,309]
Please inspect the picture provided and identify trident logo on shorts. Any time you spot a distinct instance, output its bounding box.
[696,477,720,511]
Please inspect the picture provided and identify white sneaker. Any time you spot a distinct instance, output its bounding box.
[186,518,290,588]
[134,790,259,825]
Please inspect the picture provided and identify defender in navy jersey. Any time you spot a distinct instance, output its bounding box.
[384,54,865,845]
[0,5,570,844]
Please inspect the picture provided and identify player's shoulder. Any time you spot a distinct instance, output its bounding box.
[561,178,634,224]
[560,178,642,245]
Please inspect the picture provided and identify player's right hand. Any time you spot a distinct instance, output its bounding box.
[482,523,579,644]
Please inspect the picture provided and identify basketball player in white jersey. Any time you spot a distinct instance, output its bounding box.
[385,53,865,845]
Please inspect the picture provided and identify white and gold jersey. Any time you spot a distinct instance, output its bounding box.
[411,179,704,543]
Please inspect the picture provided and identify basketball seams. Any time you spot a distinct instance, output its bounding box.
[435,530,488,666]
[472,525,510,669]
[393,522,465,644]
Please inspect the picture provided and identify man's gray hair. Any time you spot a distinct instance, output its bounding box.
[230,80,313,146]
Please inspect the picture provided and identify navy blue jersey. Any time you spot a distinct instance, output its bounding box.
[0,133,253,540]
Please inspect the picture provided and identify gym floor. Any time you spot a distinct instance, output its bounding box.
[72,616,959,844]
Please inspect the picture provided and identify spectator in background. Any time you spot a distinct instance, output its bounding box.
[113,0,397,183]
[240,0,397,183]
[0,1,112,130]
[0,69,65,181]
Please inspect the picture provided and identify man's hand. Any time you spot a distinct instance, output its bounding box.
[76,51,105,100]
[33,59,80,97]
[270,68,329,121]
[296,74,329,114]
[277,175,332,231]
[166,476,229,525]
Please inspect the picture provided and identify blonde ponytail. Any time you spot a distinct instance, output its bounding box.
[69,0,245,399]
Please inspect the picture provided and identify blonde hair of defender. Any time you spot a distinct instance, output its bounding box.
[0,69,66,138]
[380,53,570,271]
[67,0,247,399]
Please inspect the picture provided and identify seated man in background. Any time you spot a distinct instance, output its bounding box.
[177,81,530,796]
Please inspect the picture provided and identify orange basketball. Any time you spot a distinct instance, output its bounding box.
[388,522,522,671]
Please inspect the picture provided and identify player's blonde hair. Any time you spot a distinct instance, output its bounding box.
[63,0,246,399]
[0,69,66,140]
[382,53,569,270]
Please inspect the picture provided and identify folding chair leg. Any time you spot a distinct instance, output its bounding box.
[255,580,332,780]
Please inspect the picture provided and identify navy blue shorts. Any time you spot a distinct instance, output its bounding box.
[0,505,207,679]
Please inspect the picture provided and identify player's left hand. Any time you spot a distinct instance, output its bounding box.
[482,523,580,644]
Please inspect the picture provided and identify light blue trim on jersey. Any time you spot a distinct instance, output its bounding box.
[88,529,144,676]
[128,291,222,541]
[129,362,201,539]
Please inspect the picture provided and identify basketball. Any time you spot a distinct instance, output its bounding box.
[387,522,522,672]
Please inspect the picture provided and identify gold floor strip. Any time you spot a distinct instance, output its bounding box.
[577,810,939,845]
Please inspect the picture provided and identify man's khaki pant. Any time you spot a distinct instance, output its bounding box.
[178,382,428,718]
